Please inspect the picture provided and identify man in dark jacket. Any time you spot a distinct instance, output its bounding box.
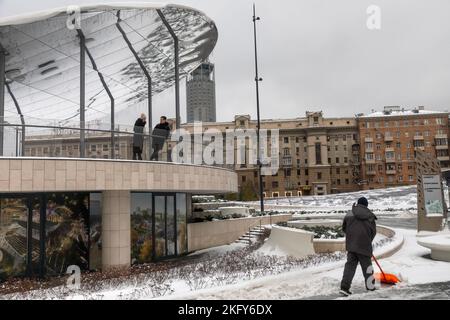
[150,116,171,161]
[340,197,377,296]
[132,113,147,160]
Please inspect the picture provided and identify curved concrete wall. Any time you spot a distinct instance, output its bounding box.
[0,158,238,194]
[262,225,315,258]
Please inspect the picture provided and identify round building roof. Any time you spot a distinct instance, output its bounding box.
[0,3,218,124]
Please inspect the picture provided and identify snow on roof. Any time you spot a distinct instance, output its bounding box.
[360,109,447,118]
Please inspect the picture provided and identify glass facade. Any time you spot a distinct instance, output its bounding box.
[131,193,189,264]
[0,198,29,279]
[130,193,153,264]
[0,193,101,281]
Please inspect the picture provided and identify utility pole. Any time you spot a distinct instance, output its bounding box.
[252,4,266,220]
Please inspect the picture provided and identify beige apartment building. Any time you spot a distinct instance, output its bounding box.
[358,106,449,190]
[181,111,361,197]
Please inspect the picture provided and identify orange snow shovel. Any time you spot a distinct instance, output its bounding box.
[372,255,401,285]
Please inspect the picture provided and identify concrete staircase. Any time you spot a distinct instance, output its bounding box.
[235,226,266,245]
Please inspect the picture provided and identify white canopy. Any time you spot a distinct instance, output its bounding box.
[0,3,218,125]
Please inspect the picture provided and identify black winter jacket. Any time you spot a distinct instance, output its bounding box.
[342,204,377,257]
[151,122,171,147]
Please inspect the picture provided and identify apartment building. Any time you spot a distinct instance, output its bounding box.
[181,111,361,197]
[358,106,449,190]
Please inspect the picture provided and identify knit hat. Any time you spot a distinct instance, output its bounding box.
[357,197,369,207]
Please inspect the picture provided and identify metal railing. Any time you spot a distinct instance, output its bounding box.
[0,122,173,162]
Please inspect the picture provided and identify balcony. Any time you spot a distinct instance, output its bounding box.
[385,158,396,163]
[414,146,425,151]
[435,134,447,139]
[413,135,424,140]
[365,158,376,164]
[385,147,395,153]
[365,146,374,152]
[435,145,448,150]
[282,156,292,168]
[386,169,396,175]
[364,137,373,143]
[437,156,450,161]
[366,170,377,176]
[384,136,394,142]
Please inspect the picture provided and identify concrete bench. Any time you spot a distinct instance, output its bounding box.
[417,234,450,262]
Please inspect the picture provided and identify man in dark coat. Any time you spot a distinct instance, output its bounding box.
[150,116,171,161]
[340,197,377,296]
[132,113,147,160]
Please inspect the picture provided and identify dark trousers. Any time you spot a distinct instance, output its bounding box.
[133,146,142,160]
[341,252,374,291]
[150,144,162,161]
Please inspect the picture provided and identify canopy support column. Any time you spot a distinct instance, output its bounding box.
[77,29,115,159]
[116,11,153,160]
[5,82,25,156]
[79,31,86,158]
[157,9,180,129]
[0,44,6,156]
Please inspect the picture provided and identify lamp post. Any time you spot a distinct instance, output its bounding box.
[252,4,266,221]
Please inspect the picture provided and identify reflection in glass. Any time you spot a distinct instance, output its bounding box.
[89,193,102,270]
[45,193,89,275]
[0,198,28,280]
[166,196,175,256]
[176,194,187,255]
[131,193,152,264]
[154,196,166,258]
[30,197,41,276]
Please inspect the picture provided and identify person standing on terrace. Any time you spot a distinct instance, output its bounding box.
[132,113,147,160]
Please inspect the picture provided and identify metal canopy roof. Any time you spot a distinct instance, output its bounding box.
[0,3,218,125]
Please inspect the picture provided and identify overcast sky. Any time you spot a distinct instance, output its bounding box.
[2,0,450,126]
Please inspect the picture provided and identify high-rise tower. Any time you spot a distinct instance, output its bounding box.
[186,62,216,123]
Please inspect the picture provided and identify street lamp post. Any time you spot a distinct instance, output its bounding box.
[252,4,267,221]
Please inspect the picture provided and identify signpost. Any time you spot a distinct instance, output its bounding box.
[416,150,448,232]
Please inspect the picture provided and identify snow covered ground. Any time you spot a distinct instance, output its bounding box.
[246,185,449,217]
[165,228,450,300]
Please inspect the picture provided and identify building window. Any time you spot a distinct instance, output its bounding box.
[315,143,322,164]
[242,176,247,182]
[284,137,289,144]
[336,157,340,163]
[409,175,414,182]
[272,181,279,188]
[317,172,322,180]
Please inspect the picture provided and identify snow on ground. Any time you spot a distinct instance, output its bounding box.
[246,185,449,217]
[165,228,450,300]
